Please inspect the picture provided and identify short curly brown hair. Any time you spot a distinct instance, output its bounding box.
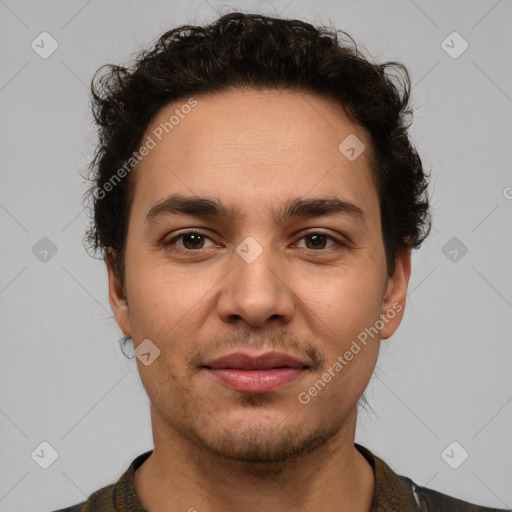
[83,11,432,290]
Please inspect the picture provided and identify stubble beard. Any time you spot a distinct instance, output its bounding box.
[152,387,346,476]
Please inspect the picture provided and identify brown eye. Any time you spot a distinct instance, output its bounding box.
[181,233,205,249]
[296,232,344,250]
[164,231,216,251]
[305,234,329,249]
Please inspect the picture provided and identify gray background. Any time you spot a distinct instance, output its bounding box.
[0,0,511,510]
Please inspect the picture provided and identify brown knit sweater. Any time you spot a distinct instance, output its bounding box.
[52,443,510,511]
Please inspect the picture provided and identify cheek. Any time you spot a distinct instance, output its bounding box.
[293,269,384,384]
[126,258,209,330]
[125,262,215,379]
[296,263,383,326]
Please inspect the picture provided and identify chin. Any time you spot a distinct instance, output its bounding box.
[189,416,341,467]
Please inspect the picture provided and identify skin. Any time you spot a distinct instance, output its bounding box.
[107,88,411,512]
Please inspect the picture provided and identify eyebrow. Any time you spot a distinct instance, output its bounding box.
[145,193,366,225]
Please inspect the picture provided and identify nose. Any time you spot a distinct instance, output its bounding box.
[217,242,295,328]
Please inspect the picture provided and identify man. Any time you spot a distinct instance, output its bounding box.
[55,11,509,512]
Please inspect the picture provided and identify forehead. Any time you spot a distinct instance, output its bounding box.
[130,88,379,227]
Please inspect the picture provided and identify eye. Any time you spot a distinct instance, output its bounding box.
[163,230,347,253]
[295,232,346,250]
[163,230,217,251]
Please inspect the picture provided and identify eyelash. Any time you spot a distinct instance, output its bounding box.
[162,229,348,254]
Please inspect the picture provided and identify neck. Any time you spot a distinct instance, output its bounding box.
[134,407,375,512]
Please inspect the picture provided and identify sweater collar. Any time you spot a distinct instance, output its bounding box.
[113,443,419,511]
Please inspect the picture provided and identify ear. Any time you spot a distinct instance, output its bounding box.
[106,248,132,337]
[379,247,411,340]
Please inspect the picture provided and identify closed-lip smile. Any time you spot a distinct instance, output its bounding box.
[202,351,309,393]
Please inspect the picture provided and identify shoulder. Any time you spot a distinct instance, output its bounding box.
[411,481,510,512]
[355,443,510,512]
[50,449,152,511]
[50,483,115,512]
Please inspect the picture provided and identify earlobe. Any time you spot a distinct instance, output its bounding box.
[379,247,412,340]
[106,248,132,337]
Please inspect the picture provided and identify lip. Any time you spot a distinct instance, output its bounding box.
[204,351,308,370]
[203,351,309,393]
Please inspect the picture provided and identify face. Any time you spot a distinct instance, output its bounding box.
[108,88,411,464]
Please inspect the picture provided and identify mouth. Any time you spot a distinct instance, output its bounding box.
[202,351,310,393]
